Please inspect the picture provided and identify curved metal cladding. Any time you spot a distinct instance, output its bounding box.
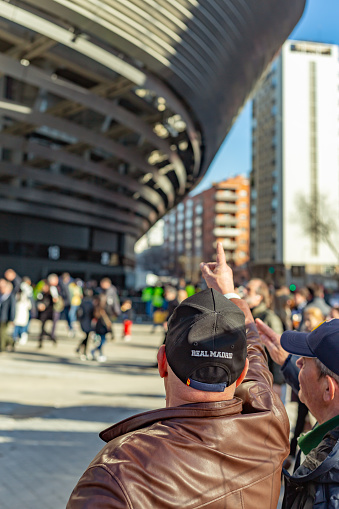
[0,0,305,280]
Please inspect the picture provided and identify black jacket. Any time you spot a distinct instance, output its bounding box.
[0,293,15,322]
[78,298,94,334]
[37,291,54,322]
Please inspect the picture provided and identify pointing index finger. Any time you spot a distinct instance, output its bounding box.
[216,242,226,265]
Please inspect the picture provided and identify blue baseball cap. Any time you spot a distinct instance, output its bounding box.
[281,319,339,376]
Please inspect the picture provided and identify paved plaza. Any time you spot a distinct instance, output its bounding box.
[1,319,290,509]
[0,320,165,509]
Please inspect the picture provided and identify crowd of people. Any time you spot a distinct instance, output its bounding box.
[0,269,124,361]
[1,259,339,507]
[0,267,338,364]
[0,270,201,361]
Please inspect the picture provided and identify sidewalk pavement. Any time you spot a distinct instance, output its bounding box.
[0,320,165,509]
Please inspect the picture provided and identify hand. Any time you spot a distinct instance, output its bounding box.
[200,242,235,295]
[255,318,289,366]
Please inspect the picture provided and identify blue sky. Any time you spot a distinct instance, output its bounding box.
[191,0,339,195]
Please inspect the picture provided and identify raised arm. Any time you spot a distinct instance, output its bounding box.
[255,318,300,392]
[200,243,272,387]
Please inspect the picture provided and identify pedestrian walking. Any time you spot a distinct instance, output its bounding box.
[120,299,134,341]
[20,276,35,339]
[96,278,121,339]
[48,273,67,341]
[69,279,83,334]
[12,288,31,345]
[76,287,95,360]
[0,279,15,352]
[91,295,112,362]
[36,281,55,348]
[60,272,73,336]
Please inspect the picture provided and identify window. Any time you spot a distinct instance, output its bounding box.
[271,198,278,210]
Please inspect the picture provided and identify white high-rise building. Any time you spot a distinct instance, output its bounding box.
[251,40,339,284]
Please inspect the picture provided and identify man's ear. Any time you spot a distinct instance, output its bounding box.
[323,375,336,403]
[157,344,168,378]
[235,358,249,388]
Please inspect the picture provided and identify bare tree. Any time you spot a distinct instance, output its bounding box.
[296,193,339,263]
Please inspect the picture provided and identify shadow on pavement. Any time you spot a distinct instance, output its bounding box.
[6,350,160,375]
[0,401,152,422]
[80,391,165,399]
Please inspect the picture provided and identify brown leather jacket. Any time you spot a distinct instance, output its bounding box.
[67,300,289,509]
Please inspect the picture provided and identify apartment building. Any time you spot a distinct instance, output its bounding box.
[163,175,250,283]
[251,40,339,285]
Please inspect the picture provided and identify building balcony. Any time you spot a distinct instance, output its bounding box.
[225,252,235,260]
[215,191,237,202]
[213,227,241,237]
[215,203,238,213]
[215,216,237,226]
[214,240,238,250]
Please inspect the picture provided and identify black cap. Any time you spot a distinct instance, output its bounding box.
[281,319,339,376]
[165,288,247,392]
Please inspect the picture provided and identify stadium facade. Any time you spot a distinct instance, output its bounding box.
[0,0,305,283]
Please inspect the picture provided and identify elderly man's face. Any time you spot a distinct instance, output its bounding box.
[296,357,323,415]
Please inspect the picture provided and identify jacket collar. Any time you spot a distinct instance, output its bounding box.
[298,415,339,455]
[100,398,243,443]
[284,425,339,483]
